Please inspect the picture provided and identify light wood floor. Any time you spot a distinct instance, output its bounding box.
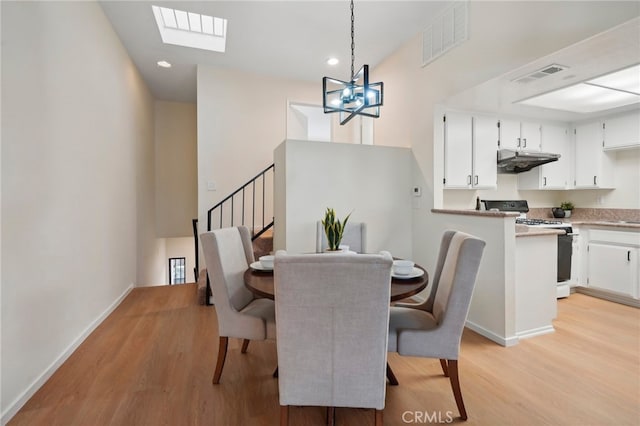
[9,284,640,425]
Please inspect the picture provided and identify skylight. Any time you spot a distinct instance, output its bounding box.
[516,64,640,113]
[151,5,227,53]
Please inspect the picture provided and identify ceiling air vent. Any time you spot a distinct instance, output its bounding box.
[422,0,469,67]
[513,64,569,84]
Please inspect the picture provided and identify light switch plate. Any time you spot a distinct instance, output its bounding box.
[207,181,216,191]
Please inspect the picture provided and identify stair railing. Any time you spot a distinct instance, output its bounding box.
[192,218,199,282]
[206,163,275,238]
[193,163,275,305]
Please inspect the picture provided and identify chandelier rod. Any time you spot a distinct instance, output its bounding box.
[350,0,355,81]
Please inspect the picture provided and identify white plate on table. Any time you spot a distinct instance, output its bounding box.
[250,261,273,271]
[392,267,424,280]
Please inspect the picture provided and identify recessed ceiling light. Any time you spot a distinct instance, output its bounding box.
[157,60,172,68]
[327,58,339,66]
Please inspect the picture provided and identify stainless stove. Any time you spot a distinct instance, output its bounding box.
[483,199,573,298]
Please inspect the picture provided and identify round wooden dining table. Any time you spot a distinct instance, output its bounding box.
[244,261,429,302]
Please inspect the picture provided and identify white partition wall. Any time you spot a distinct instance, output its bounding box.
[274,140,413,258]
[427,212,516,346]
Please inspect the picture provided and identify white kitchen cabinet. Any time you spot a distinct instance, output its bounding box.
[574,121,615,188]
[603,110,640,150]
[499,119,541,151]
[586,229,640,299]
[587,244,639,298]
[518,124,570,189]
[444,112,497,189]
[473,115,499,188]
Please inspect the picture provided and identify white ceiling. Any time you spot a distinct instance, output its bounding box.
[99,1,449,103]
[444,17,640,122]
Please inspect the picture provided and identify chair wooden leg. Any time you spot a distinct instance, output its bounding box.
[241,339,250,354]
[280,405,289,426]
[447,359,468,420]
[440,358,449,377]
[386,362,399,386]
[375,409,383,426]
[327,407,335,426]
[212,336,228,384]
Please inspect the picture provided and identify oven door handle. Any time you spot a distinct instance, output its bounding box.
[565,233,578,236]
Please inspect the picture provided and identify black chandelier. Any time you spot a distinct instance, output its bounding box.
[322,0,383,125]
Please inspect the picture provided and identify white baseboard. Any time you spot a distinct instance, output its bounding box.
[516,325,555,340]
[465,320,519,347]
[576,287,640,308]
[1,284,133,425]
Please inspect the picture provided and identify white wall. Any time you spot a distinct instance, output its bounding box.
[0,1,4,413]
[196,66,362,238]
[274,140,413,258]
[155,101,197,238]
[373,1,640,278]
[1,2,162,421]
[197,66,313,239]
[426,213,517,345]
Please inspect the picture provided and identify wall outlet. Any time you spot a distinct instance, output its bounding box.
[596,195,604,205]
[207,181,216,191]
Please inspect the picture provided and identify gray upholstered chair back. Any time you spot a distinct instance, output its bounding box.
[395,230,485,360]
[423,230,456,313]
[386,230,485,421]
[274,251,392,410]
[316,221,367,253]
[200,226,268,339]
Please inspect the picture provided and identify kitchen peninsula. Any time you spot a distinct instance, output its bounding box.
[429,209,559,346]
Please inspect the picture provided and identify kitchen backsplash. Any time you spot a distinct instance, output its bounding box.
[528,208,640,221]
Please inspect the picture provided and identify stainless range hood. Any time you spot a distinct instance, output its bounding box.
[497,149,560,173]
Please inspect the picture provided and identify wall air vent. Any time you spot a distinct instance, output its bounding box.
[513,64,569,84]
[422,0,469,67]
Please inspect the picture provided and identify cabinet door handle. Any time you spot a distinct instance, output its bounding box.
[523,138,527,148]
[629,251,631,262]
[594,175,597,185]
[474,175,479,185]
[517,137,521,148]
[467,175,472,185]
[543,177,547,186]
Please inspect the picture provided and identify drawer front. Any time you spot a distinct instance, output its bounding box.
[589,229,640,246]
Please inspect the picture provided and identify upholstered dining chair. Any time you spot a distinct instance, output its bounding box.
[316,221,367,253]
[387,230,485,421]
[274,251,393,426]
[200,226,276,384]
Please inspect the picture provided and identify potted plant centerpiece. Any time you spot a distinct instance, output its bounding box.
[560,201,574,218]
[322,208,351,251]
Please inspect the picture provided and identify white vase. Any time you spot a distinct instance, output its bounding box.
[564,210,572,218]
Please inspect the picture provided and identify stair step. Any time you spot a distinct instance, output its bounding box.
[196,269,208,305]
[252,233,273,259]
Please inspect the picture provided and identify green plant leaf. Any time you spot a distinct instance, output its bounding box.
[321,208,353,251]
